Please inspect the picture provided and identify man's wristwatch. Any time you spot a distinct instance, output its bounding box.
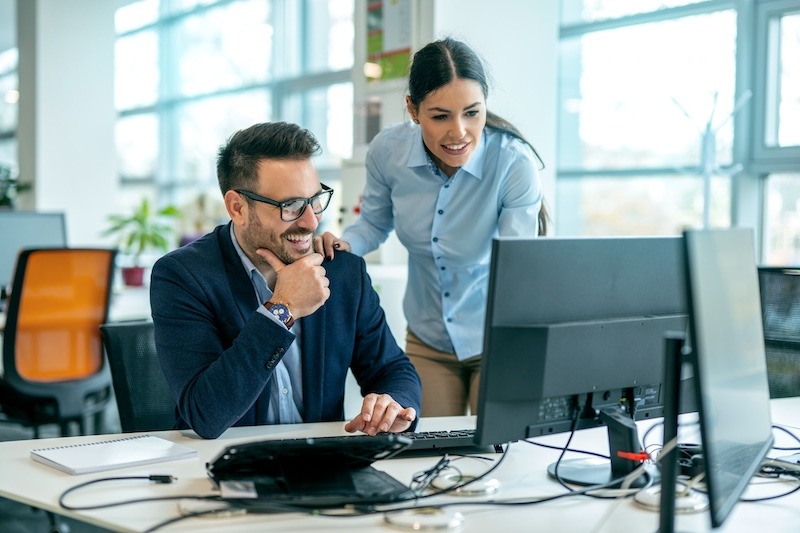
[264,300,295,328]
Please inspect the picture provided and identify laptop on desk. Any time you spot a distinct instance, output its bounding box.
[206,434,415,511]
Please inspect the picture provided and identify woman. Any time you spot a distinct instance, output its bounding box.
[316,37,547,417]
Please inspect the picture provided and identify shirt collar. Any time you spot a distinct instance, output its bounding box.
[230,224,273,302]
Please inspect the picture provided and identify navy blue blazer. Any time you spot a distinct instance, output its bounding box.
[150,222,421,439]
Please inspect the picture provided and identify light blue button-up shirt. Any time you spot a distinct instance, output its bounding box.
[230,225,303,424]
[342,121,543,360]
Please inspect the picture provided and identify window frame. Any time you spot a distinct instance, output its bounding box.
[115,0,354,204]
[752,0,800,171]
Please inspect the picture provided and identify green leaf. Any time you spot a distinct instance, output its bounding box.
[102,197,183,264]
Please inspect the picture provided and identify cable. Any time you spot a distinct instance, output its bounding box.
[740,471,800,503]
[588,461,654,533]
[771,424,800,451]
[58,475,220,511]
[524,439,609,460]
[410,455,454,495]
[408,444,512,500]
[142,508,245,533]
[550,408,584,492]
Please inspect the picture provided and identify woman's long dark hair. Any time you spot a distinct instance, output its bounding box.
[408,37,549,235]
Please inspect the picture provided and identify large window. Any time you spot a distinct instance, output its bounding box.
[755,1,800,263]
[115,0,354,223]
[557,1,738,236]
[557,0,800,264]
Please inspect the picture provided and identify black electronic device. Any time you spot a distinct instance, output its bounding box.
[757,266,800,398]
[0,211,67,296]
[474,236,693,487]
[206,434,414,510]
[384,428,504,457]
[659,228,774,531]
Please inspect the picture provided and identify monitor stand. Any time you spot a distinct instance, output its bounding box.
[546,407,651,489]
[627,333,707,531]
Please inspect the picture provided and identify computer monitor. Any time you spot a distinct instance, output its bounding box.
[680,228,774,528]
[757,266,800,398]
[0,211,67,296]
[475,235,690,486]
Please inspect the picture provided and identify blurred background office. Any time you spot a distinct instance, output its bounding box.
[0,0,798,266]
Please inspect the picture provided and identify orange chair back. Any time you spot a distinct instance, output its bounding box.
[13,249,114,382]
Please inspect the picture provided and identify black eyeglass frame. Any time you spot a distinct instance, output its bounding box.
[235,183,334,222]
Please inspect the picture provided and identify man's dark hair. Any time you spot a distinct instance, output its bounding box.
[216,122,321,195]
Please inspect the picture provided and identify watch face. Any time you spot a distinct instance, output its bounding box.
[269,303,290,323]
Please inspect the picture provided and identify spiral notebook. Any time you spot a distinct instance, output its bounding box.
[30,435,199,475]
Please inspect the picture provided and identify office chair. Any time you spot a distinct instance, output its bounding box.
[758,266,800,398]
[0,248,117,438]
[99,320,177,432]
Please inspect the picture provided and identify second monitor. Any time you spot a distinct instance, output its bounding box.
[475,235,689,485]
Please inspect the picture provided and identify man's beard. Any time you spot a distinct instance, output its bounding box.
[243,210,313,265]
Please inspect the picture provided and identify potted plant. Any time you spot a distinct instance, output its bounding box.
[103,197,181,287]
[0,165,32,209]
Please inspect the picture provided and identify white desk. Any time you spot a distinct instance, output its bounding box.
[107,286,152,322]
[0,403,799,533]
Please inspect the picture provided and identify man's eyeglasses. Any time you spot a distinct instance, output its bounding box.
[236,184,334,222]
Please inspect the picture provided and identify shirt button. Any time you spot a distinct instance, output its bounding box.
[444,184,450,188]
[437,209,444,215]
[444,292,450,297]
[446,318,453,323]
[282,388,289,395]
[440,266,446,271]
[432,237,438,243]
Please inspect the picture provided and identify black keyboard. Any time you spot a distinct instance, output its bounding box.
[382,429,504,456]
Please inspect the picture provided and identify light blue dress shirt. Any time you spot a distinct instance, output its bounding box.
[342,121,543,360]
[230,225,303,424]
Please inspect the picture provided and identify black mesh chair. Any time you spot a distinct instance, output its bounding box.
[757,267,800,398]
[0,248,117,437]
[99,320,177,432]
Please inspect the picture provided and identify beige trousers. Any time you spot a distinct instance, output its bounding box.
[405,329,482,417]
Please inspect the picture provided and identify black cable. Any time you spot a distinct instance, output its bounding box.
[142,508,244,533]
[524,439,609,460]
[641,419,663,448]
[410,455,454,494]
[739,483,800,502]
[58,475,220,511]
[740,467,800,503]
[406,444,512,500]
[380,466,653,522]
[551,408,583,492]
[772,424,800,451]
[550,406,654,499]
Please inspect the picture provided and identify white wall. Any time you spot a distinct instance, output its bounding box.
[429,0,558,217]
[17,0,117,247]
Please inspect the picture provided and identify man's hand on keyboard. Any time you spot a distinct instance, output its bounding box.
[344,393,416,436]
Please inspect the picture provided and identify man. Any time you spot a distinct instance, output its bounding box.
[150,122,421,439]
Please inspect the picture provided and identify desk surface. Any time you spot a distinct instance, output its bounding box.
[0,402,798,533]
